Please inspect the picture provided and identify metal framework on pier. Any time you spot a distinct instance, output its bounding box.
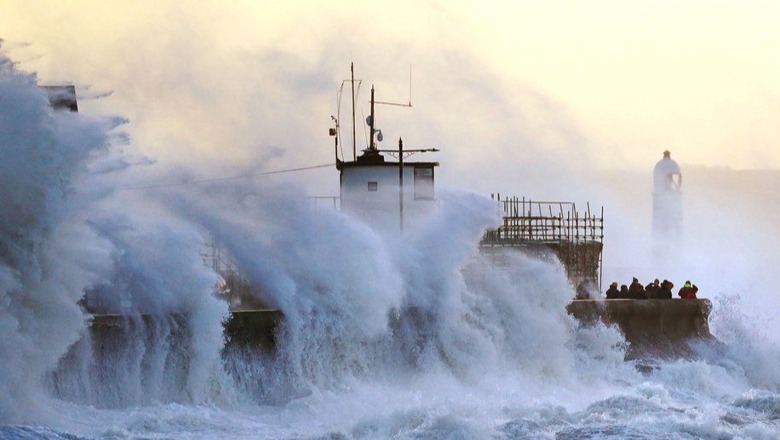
[201,234,274,311]
[481,195,604,289]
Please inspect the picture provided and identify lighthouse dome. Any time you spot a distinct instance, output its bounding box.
[653,150,681,192]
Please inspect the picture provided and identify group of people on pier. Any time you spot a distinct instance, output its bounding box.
[601,278,699,300]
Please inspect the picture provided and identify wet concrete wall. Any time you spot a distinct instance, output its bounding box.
[567,298,713,359]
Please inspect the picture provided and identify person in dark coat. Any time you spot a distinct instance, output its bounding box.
[619,284,630,299]
[657,279,673,299]
[606,282,620,299]
[678,280,698,299]
[645,279,660,299]
[629,277,646,299]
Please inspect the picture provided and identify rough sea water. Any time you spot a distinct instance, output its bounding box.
[2,51,780,440]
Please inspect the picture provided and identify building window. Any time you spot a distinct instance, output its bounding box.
[414,167,434,200]
[367,181,378,191]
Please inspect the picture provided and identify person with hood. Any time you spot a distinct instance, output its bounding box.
[606,282,620,299]
[657,279,674,299]
[619,284,630,298]
[629,277,646,299]
[645,279,660,299]
[678,280,699,299]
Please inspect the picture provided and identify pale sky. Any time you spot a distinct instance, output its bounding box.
[3,0,780,197]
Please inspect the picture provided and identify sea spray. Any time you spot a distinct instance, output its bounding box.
[168,183,408,396]
[4,45,780,440]
[0,49,231,419]
[0,54,633,420]
[50,206,229,407]
[703,295,780,391]
[0,54,640,433]
[168,180,634,410]
[0,50,123,423]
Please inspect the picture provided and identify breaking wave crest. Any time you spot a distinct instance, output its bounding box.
[4,47,780,439]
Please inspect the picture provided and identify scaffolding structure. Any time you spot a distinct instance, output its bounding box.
[481,195,604,290]
[201,233,275,310]
[200,232,238,276]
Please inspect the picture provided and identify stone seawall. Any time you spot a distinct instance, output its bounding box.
[89,309,283,351]
[87,299,711,363]
[567,298,713,359]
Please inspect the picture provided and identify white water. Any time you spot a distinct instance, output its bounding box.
[2,50,780,439]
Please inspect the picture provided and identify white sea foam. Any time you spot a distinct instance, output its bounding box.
[3,47,780,439]
[0,51,120,423]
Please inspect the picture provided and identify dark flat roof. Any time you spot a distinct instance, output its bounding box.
[337,160,439,170]
[42,85,78,112]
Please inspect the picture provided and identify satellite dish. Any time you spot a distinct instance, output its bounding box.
[377,130,383,142]
[366,115,373,126]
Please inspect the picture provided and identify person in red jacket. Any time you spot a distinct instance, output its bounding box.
[678,280,698,299]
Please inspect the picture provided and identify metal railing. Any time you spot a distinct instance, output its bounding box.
[481,194,605,290]
[482,195,603,245]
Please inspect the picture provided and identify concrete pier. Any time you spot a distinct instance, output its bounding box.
[222,309,283,351]
[89,309,283,351]
[567,298,713,359]
[87,299,713,362]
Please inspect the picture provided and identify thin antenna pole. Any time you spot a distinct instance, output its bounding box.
[369,86,376,150]
[408,65,413,106]
[351,63,357,160]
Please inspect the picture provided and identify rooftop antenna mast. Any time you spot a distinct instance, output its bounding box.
[331,65,363,162]
[369,86,376,150]
[351,63,357,160]
[373,65,413,107]
[367,66,413,151]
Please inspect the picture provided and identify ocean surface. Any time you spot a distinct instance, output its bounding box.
[2,49,780,440]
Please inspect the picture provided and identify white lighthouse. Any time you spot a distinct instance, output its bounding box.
[652,150,683,244]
